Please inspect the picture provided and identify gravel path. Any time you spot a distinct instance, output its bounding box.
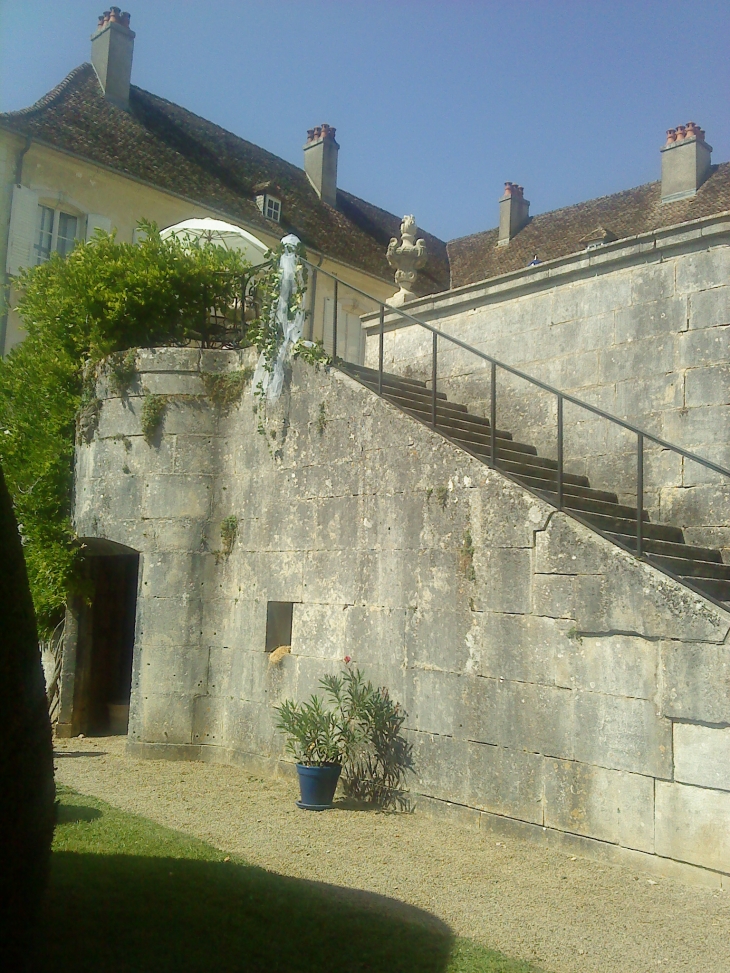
[54,736,729,973]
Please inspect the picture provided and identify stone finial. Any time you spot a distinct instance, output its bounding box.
[386,215,427,307]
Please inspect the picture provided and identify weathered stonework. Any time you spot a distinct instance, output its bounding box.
[69,347,730,883]
[363,218,730,560]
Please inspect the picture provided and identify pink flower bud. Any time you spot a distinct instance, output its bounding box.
[344,656,351,664]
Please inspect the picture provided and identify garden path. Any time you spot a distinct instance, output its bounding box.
[54,736,729,973]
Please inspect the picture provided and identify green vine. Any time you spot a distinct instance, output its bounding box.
[316,402,327,435]
[201,368,253,411]
[140,394,169,445]
[220,515,238,555]
[107,348,138,396]
[460,529,476,582]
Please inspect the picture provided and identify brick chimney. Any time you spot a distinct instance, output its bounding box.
[303,124,339,207]
[91,8,135,110]
[661,122,712,203]
[498,182,530,245]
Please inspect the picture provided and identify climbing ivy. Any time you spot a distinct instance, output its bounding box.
[0,221,254,634]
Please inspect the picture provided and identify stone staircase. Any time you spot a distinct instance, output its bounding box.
[340,361,730,606]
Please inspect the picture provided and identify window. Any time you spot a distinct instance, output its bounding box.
[56,212,78,257]
[265,601,293,652]
[34,205,54,264]
[33,206,79,264]
[264,196,281,222]
[256,193,281,223]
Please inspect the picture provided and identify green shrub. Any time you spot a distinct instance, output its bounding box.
[0,222,251,634]
[140,394,169,445]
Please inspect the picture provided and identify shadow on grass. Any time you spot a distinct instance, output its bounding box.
[41,851,453,973]
[55,803,102,824]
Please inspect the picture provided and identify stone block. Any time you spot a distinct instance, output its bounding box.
[615,297,686,344]
[135,641,209,696]
[403,667,463,737]
[547,313,614,357]
[206,642,251,699]
[314,494,365,551]
[676,248,730,296]
[136,593,204,648]
[192,694,229,746]
[141,372,205,396]
[95,396,142,438]
[409,730,470,805]
[573,691,672,778]
[663,404,730,448]
[132,691,195,745]
[152,517,207,552]
[467,743,544,824]
[461,676,574,758]
[404,608,473,673]
[544,759,654,852]
[655,780,730,872]
[173,435,222,474]
[163,397,217,436]
[142,474,213,519]
[677,324,730,368]
[199,349,241,373]
[472,547,532,614]
[660,482,730,527]
[615,372,684,414]
[140,551,204,599]
[685,364,730,407]
[674,723,730,792]
[344,606,407,668]
[599,334,675,384]
[137,347,200,372]
[660,641,730,723]
[630,261,675,305]
[534,513,607,576]
[532,574,577,618]
[290,602,348,661]
[689,285,730,329]
[551,274,631,324]
[477,612,566,685]
[554,634,658,699]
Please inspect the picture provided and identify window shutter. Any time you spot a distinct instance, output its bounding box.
[85,213,112,240]
[5,185,39,276]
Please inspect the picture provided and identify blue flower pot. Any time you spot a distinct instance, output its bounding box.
[295,763,342,810]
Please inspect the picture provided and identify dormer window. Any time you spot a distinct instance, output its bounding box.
[581,226,617,252]
[256,193,281,223]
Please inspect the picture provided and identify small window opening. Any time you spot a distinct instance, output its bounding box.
[265,601,293,652]
[256,193,281,223]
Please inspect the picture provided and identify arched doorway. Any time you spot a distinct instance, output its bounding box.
[70,539,140,735]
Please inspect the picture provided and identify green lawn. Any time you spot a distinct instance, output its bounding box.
[40,785,541,973]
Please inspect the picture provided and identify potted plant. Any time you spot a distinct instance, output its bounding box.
[274,693,353,810]
[275,660,413,811]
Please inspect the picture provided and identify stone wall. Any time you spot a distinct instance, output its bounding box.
[363,217,730,560]
[71,347,730,885]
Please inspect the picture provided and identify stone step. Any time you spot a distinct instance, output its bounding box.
[683,576,730,601]
[342,363,449,399]
[531,489,649,521]
[577,511,684,543]
[393,398,517,441]
[646,553,730,581]
[509,474,619,504]
[605,533,723,563]
[453,438,588,483]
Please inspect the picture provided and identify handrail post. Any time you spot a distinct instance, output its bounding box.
[637,433,644,557]
[490,361,497,468]
[557,394,564,511]
[432,331,438,429]
[332,278,338,360]
[378,305,384,396]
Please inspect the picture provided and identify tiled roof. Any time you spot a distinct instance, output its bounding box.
[0,64,450,294]
[448,163,730,289]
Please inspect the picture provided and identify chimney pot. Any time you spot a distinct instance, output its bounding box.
[661,121,712,202]
[303,122,339,207]
[498,181,529,244]
[91,7,135,110]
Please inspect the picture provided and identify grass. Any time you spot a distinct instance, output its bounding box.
[39,785,541,973]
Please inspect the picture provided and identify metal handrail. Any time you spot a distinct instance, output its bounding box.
[303,258,730,594]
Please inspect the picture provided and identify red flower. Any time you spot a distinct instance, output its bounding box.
[344,656,351,664]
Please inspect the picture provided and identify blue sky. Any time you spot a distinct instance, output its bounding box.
[1,0,729,241]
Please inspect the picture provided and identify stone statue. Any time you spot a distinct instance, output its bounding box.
[386,215,427,306]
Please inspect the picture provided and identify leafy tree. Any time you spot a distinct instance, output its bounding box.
[0,223,252,634]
